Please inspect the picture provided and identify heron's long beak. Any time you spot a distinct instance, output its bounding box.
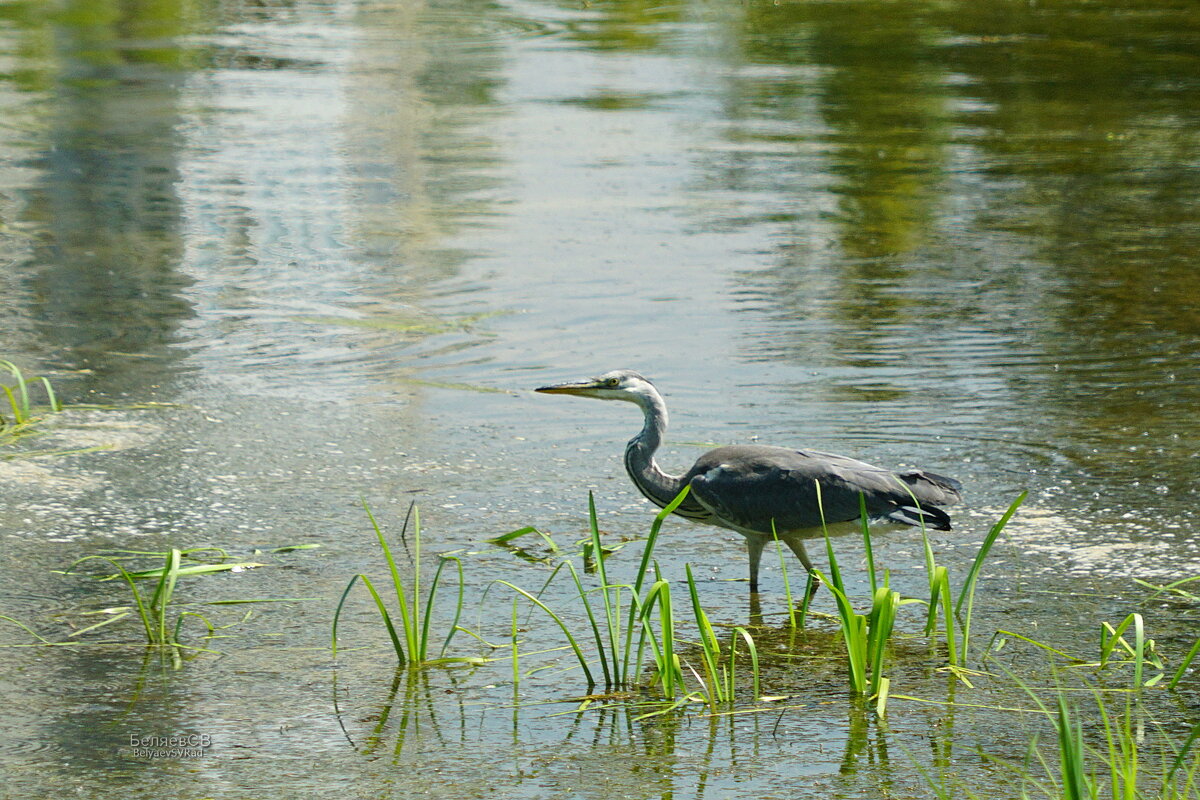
[535,379,601,395]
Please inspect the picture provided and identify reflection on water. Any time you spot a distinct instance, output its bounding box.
[9,0,200,396]
[2,0,1200,796]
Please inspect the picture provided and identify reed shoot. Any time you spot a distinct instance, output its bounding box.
[332,501,467,668]
[63,549,228,668]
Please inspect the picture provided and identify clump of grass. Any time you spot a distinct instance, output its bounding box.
[988,610,1171,692]
[61,547,268,667]
[685,563,760,707]
[907,490,1026,679]
[770,487,1023,706]
[493,489,763,707]
[953,610,1200,797]
[810,487,900,710]
[333,501,474,669]
[954,683,1200,799]
[492,490,688,691]
[1,359,62,449]
[1,360,60,424]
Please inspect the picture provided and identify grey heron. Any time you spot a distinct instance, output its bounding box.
[536,369,961,593]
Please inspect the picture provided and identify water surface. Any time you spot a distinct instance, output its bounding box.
[1,0,1199,796]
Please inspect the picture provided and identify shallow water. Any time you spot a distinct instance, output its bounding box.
[2,0,1199,796]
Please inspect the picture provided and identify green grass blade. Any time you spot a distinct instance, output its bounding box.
[487,525,560,554]
[437,557,466,659]
[493,580,595,687]
[1101,615,1135,668]
[1135,575,1200,603]
[731,626,760,700]
[149,549,182,645]
[643,579,676,699]
[771,522,797,629]
[993,629,1082,662]
[511,597,520,694]
[66,612,133,638]
[620,486,690,685]
[1165,722,1200,786]
[859,492,877,595]
[66,555,154,644]
[411,506,422,662]
[1132,613,1145,690]
[686,564,723,705]
[2,385,23,425]
[37,377,60,412]
[867,585,899,691]
[1168,636,1200,690]
[1,361,30,417]
[0,614,56,644]
[1057,695,1090,800]
[815,567,867,694]
[933,566,957,666]
[815,482,844,592]
[332,574,406,665]
[109,562,266,580]
[566,559,614,686]
[588,492,622,686]
[419,555,464,663]
[875,676,891,717]
[363,500,417,662]
[955,491,1025,617]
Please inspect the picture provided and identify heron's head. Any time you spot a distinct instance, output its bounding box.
[535,369,658,405]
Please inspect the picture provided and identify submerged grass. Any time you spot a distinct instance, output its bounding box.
[53,547,282,667]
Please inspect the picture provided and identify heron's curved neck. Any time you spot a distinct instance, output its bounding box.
[623,389,686,510]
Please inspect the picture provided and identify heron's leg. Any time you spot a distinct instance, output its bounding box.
[782,536,821,599]
[745,536,766,593]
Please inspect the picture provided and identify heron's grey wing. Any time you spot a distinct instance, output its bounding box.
[684,445,957,535]
[801,448,961,507]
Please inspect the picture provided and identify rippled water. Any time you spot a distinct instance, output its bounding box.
[1,0,1199,796]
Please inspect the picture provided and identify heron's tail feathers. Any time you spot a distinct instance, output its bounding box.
[898,470,962,506]
[885,504,954,531]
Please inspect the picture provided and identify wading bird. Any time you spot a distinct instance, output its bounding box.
[536,370,961,593]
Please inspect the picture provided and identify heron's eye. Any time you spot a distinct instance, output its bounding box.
[604,378,620,388]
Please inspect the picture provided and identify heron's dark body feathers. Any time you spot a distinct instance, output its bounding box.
[680,445,960,536]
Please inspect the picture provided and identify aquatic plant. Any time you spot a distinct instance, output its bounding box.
[929,611,1200,798]
[917,675,1200,800]
[61,547,268,668]
[1,359,62,451]
[762,487,1024,707]
[807,489,900,707]
[685,563,760,707]
[946,490,1026,666]
[492,490,686,692]
[0,359,60,425]
[494,489,763,707]
[333,501,470,668]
